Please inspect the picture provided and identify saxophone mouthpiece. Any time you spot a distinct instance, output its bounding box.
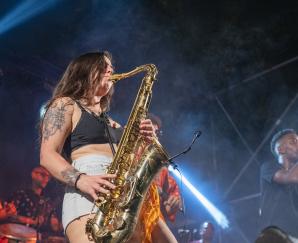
[109,74,121,84]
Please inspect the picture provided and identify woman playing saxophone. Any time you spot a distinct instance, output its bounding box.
[40,51,176,243]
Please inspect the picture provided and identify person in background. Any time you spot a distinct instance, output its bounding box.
[255,226,296,243]
[188,221,215,243]
[259,129,298,237]
[147,113,182,242]
[148,113,183,222]
[7,166,60,239]
[0,198,16,222]
[198,221,215,243]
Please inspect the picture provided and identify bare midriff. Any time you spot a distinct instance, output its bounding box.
[70,103,119,161]
[71,144,118,161]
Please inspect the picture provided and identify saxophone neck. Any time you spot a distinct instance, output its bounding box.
[109,64,157,84]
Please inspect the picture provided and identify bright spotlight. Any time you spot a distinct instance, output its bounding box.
[0,0,58,35]
[39,104,46,118]
[169,165,229,229]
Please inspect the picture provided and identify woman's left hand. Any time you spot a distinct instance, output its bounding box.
[139,119,156,142]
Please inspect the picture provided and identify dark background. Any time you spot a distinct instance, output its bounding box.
[1,0,298,242]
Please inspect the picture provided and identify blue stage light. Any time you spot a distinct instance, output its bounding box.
[169,165,229,229]
[39,104,46,118]
[0,0,58,35]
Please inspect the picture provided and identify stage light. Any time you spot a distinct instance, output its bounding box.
[0,0,58,35]
[39,104,46,118]
[169,165,229,229]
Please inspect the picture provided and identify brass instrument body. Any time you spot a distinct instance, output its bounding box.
[85,64,169,243]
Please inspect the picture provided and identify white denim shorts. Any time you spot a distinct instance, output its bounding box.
[62,154,112,231]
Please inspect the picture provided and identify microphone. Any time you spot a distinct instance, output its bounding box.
[167,130,202,167]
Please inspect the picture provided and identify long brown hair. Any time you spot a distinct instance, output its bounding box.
[46,51,114,111]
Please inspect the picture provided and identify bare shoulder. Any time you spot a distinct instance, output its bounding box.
[42,97,75,141]
[45,97,75,117]
[49,97,75,109]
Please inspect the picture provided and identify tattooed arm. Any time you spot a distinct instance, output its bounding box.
[40,97,80,185]
[40,97,115,199]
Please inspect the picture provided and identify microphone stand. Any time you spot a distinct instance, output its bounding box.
[167,130,202,168]
[165,130,202,216]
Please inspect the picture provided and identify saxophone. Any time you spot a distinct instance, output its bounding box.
[86,64,169,243]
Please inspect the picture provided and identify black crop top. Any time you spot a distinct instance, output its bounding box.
[68,102,123,152]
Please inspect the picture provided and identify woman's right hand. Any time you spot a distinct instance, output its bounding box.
[76,174,116,200]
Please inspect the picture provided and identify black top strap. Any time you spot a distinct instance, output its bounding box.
[74,100,87,112]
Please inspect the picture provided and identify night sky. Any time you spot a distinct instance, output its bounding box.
[1,0,298,242]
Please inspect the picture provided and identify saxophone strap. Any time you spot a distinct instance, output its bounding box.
[101,112,116,156]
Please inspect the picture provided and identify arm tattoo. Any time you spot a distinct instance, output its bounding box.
[42,103,67,140]
[61,167,81,186]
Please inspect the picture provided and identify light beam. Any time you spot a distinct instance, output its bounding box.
[0,0,58,35]
[39,104,46,118]
[169,165,229,229]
